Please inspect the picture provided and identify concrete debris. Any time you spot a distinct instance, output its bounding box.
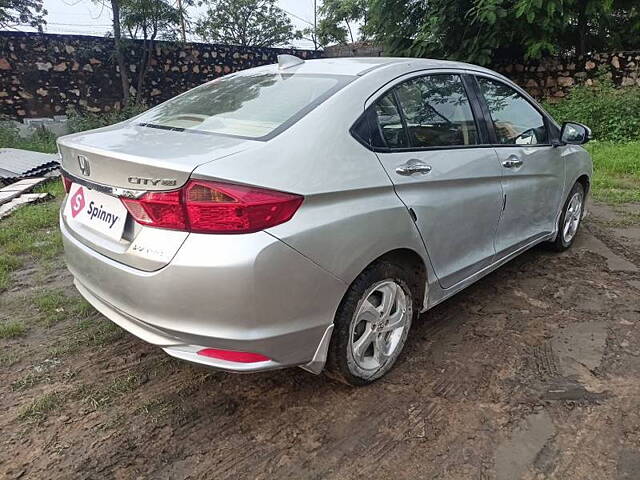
[0,177,51,219]
[0,193,50,219]
[0,177,49,206]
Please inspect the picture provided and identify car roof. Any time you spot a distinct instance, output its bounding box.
[275,57,499,77]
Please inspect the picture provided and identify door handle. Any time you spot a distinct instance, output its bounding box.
[396,160,432,176]
[502,158,523,168]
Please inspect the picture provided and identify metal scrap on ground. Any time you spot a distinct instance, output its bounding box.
[0,148,59,183]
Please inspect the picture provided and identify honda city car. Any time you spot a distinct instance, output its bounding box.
[58,56,592,385]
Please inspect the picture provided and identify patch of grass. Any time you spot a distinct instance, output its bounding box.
[78,373,143,409]
[49,318,123,358]
[32,289,95,326]
[0,179,64,290]
[33,179,65,197]
[587,142,640,203]
[0,321,27,339]
[47,342,78,358]
[615,209,640,225]
[0,351,20,367]
[136,398,176,423]
[0,254,22,290]
[11,372,45,392]
[18,392,65,423]
[544,77,640,142]
[0,198,62,256]
[78,317,124,346]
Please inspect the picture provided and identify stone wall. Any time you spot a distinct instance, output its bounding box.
[0,32,321,118]
[2,32,640,119]
[323,41,640,100]
[492,51,640,100]
[324,42,384,58]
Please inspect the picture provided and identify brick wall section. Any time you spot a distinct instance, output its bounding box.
[0,32,321,118]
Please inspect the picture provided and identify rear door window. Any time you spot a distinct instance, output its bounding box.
[372,92,408,148]
[393,74,479,148]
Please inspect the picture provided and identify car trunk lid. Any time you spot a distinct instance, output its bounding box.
[58,123,256,271]
[58,123,252,190]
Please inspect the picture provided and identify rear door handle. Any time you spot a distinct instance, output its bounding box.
[396,159,432,176]
[502,158,523,168]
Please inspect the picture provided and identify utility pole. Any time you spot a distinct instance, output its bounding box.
[176,0,186,42]
[313,0,317,50]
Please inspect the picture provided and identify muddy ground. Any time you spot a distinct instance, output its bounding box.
[1,201,639,480]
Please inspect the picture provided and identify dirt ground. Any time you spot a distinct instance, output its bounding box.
[1,200,639,480]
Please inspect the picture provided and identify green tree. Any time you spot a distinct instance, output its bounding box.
[121,0,184,101]
[195,0,295,47]
[368,0,640,64]
[317,0,370,45]
[0,0,46,31]
[94,0,187,107]
[105,0,131,107]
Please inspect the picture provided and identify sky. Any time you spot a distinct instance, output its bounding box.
[15,0,319,49]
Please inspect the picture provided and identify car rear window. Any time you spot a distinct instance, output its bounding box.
[136,73,350,139]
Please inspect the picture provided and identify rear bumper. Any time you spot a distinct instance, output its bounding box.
[61,215,346,372]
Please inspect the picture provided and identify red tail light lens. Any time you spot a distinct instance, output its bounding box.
[61,173,72,193]
[121,180,303,234]
[197,348,271,363]
[121,190,186,230]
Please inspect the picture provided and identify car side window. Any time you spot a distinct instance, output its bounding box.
[393,74,479,148]
[372,92,408,148]
[477,77,548,145]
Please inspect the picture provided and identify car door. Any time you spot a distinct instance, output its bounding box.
[473,75,565,258]
[366,73,504,289]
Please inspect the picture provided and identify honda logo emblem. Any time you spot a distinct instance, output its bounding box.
[77,155,91,176]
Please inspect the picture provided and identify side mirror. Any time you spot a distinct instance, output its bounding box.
[560,122,591,145]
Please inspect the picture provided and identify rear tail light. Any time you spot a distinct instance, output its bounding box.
[61,173,72,193]
[197,348,271,363]
[121,180,303,234]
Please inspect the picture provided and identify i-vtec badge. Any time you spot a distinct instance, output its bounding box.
[128,176,177,187]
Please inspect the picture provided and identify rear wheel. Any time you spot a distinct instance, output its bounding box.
[326,261,417,386]
[550,182,585,251]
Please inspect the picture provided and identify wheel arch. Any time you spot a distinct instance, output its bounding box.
[576,174,590,196]
[361,248,428,311]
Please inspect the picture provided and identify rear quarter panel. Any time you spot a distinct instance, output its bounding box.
[191,72,432,287]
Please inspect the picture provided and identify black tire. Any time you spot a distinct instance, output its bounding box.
[325,260,418,386]
[549,182,585,252]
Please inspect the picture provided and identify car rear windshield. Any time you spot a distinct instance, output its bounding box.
[136,73,350,139]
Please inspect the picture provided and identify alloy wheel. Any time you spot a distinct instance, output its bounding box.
[563,191,583,243]
[349,280,411,372]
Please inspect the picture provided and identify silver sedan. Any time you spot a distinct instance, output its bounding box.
[58,56,592,385]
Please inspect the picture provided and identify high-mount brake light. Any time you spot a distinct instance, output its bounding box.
[121,180,303,234]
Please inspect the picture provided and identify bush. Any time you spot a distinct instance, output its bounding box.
[0,123,57,153]
[66,103,148,134]
[544,78,640,142]
[0,104,149,153]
